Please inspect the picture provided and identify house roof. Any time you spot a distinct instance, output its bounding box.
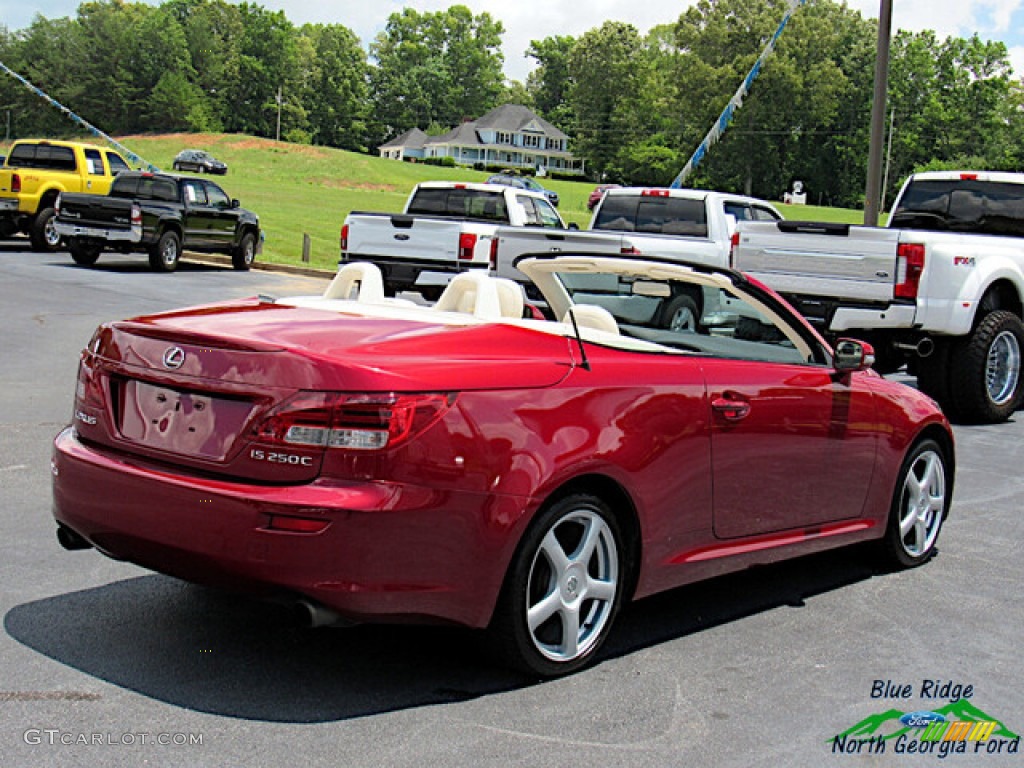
[474,104,568,141]
[424,122,483,147]
[379,127,428,150]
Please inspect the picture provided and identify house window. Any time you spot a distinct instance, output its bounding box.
[496,132,512,145]
[523,135,540,148]
[545,138,562,151]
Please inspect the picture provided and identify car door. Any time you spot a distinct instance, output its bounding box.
[697,286,878,539]
[180,178,214,247]
[201,180,239,247]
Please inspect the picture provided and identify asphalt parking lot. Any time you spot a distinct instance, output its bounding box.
[1,245,1021,767]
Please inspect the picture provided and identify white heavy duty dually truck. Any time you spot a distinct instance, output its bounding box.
[732,170,1024,423]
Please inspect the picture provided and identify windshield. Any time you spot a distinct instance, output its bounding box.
[890,179,1024,237]
[545,266,819,365]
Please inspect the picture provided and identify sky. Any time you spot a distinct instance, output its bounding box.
[2,0,1024,84]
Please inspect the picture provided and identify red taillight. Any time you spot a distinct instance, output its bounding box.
[489,236,499,270]
[12,173,21,193]
[131,203,142,227]
[251,392,455,452]
[458,232,477,261]
[620,245,641,255]
[340,223,349,252]
[641,189,669,197]
[895,243,926,299]
[729,230,740,268]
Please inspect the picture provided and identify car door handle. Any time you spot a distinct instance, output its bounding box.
[712,396,751,421]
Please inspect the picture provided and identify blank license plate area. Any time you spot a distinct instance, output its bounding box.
[119,380,255,461]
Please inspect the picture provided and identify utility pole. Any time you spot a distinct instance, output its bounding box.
[275,86,282,142]
[863,0,893,226]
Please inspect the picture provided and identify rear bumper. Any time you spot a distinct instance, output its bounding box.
[51,427,521,628]
[54,220,143,243]
[0,198,18,218]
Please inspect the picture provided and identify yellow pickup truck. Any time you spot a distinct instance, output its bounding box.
[0,139,131,250]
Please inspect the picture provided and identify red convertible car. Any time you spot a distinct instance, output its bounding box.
[52,255,954,676]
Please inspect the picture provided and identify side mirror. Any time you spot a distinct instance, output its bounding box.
[231,199,240,209]
[834,338,875,373]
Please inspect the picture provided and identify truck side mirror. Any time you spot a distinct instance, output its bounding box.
[231,199,240,209]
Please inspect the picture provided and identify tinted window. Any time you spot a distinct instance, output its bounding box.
[137,177,178,202]
[723,202,753,221]
[891,179,1024,237]
[204,182,230,207]
[593,195,708,237]
[8,143,76,171]
[107,153,129,175]
[110,176,139,197]
[84,149,104,176]
[534,198,563,228]
[407,188,508,222]
[752,205,781,221]
[183,180,208,205]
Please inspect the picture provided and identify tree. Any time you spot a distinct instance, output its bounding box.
[299,23,368,151]
[567,22,646,178]
[526,35,575,128]
[369,5,504,143]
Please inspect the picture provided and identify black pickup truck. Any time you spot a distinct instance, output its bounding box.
[54,171,261,272]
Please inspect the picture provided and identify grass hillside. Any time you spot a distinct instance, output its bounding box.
[7,133,869,271]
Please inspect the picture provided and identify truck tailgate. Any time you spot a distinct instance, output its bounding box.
[493,227,625,281]
[58,193,135,230]
[346,213,466,266]
[733,221,900,302]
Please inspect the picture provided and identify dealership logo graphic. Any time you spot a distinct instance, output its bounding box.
[832,698,1020,757]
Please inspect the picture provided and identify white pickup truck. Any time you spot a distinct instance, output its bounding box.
[341,181,568,299]
[492,187,782,330]
[732,170,1024,423]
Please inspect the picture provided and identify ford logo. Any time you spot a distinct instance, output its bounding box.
[900,711,946,728]
[162,346,186,370]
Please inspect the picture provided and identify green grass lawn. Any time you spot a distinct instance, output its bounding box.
[5,132,875,270]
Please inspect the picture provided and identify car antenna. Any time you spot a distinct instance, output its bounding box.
[566,307,591,371]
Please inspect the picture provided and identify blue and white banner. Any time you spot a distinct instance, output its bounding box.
[0,60,160,172]
[670,0,805,188]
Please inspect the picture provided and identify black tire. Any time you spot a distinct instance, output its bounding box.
[948,310,1024,423]
[232,231,256,271]
[659,294,700,332]
[916,339,960,421]
[877,438,950,569]
[489,493,625,678]
[29,207,60,252]
[68,239,101,266]
[148,230,182,272]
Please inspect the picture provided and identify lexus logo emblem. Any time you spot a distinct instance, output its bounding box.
[162,346,186,369]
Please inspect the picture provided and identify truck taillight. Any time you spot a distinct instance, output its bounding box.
[729,230,740,268]
[489,236,499,270]
[459,232,477,261]
[895,243,925,299]
[11,173,20,193]
[620,245,641,255]
[251,392,455,452]
[131,204,142,227]
[340,223,349,253]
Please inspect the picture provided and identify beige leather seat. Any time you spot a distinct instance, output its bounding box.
[563,304,620,335]
[433,272,503,319]
[323,262,387,302]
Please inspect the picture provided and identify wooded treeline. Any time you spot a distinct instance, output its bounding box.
[2,0,1022,206]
